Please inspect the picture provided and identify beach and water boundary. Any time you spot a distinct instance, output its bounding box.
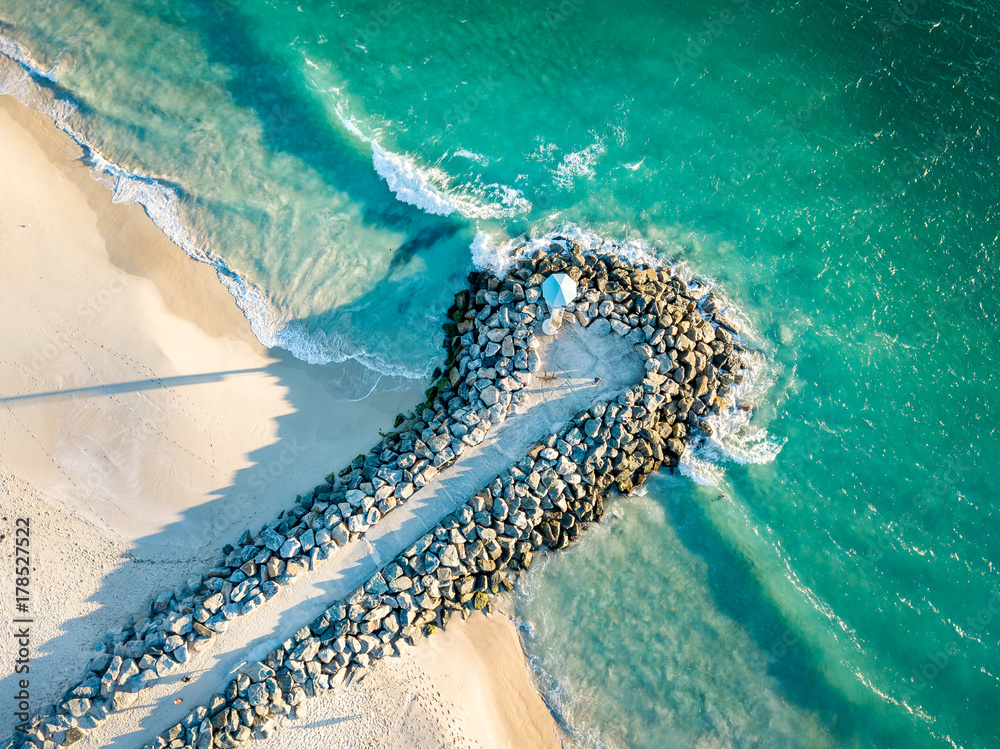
[0,91,561,749]
[8,228,754,747]
[3,2,1000,745]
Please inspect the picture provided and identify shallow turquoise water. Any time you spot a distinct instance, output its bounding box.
[1,1,998,746]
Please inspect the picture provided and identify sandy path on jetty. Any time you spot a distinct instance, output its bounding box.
[76,324,642,748]
[0,90,561,749]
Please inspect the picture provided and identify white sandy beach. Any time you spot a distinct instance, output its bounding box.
[0,94,561,748]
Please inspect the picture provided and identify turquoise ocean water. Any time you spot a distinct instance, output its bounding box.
[1,1,997,746]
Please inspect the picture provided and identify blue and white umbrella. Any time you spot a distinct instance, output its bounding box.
[541,272,578,309]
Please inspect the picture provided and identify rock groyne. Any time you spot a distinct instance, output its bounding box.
[12,238,747,749]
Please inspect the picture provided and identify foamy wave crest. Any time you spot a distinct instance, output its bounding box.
[0,41,422,381]
[372,139,531,219]
[324,91,531,220]
[0,31,57,82]
[371,141,457,216]
[470,230,516,276]
[453,180,532,219]
[0,35,73,120]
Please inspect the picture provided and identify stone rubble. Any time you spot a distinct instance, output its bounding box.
[10,237,746,749]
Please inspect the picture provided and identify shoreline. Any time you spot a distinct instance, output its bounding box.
[0,92,562,748]
[91,229,743,749]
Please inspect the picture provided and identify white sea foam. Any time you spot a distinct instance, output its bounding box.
[326,91,531,221]
[450,148,488,164]
[372,142,531,219]
[470,230,514,276]
[470,222,660,276]
[0,32,57,82]
[473,222,783,486]
[371,141,457,216]
[552,137,607,190]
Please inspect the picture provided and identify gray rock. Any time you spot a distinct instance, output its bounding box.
[172,644,190,664]
[423,553,440,573]
[66,698,90,718]
[230,579,254,603]
[71,675,101,701]
[439,545,460,568]
[279,537,302,559]
[345,489,367,507]
[116,659,139,686]
[124,670,158,693]
[240,593,266,615]
[261,529,284,551]
[492,499,509,521]
[299,529,316,551]
[221,602,241,620]
[153,655,176,677]
[480,385,500,406]
[427,434,450,453]
[265,557,285,579]
[389,575,413,592]
[556,456,577,475]
[195,725,213,749]
[247,682,268,707]
[152,590,173,614]
[330,523,349,547]
[526,350,541,372]
[610,319,630,336]
[110,690,137,711]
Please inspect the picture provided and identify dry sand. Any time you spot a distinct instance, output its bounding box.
[0,93,562,748]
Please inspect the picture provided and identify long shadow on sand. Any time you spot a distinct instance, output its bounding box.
[0,370,266,404]
[0,339,425,741]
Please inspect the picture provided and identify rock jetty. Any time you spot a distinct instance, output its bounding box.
[10,237,746,749]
